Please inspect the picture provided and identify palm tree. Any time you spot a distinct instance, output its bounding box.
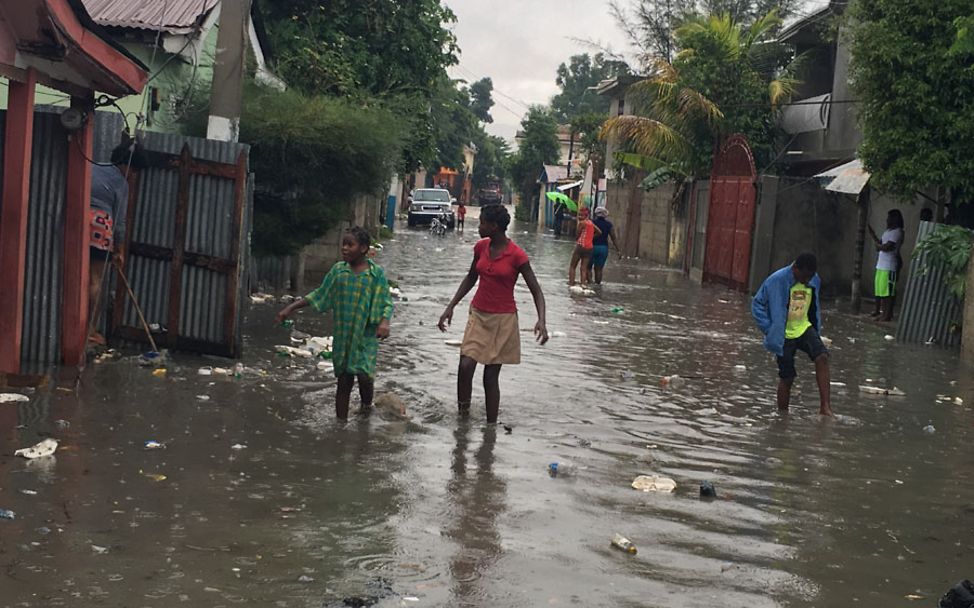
[602,9,800,183]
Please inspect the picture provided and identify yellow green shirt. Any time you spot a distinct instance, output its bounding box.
[785,283,813,339]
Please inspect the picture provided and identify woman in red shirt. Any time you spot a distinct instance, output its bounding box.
[569,207,601,286]
[438,205,548,422]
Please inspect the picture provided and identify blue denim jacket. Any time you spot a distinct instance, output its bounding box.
[751,265,822,356]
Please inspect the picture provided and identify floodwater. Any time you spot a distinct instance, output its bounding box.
[2,215,974,607]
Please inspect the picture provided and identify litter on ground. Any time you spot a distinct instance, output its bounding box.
[859,385,906,396]
[0,393,29,403]
[15,438,59,459]
[631,475,677,493]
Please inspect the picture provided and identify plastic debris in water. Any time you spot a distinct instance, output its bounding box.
[297,575,314,583]
[19,489,37,496]
[15,438,58,459]
[140,470,167,482]
[0,509,15,520]
[700,481,717,498]
[620,370,635,381]
[733,365,747,372]
[884,334,895,341]
[610,306,624,314]
[0,393,29,403]
[444,339,462,347]
[152,368,167,378]
[859,385,906,396]
[280,319,295,329]
[550,330,567,338]
[144,440,165,450]
[198,366,213,376]
[660,375,684,388]
[923,425,936,434]
[610,533,637,554]
[631,475,677,493]
[91,544,109,554]
[231,444,247,450]
[547,462,577,477]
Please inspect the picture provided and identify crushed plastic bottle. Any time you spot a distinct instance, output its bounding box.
[0,509,16,520]
[547,462,577,478]
[233,362,245,379]
[923,425,936,434]
[610,306,624,314]
[611,533,637,554]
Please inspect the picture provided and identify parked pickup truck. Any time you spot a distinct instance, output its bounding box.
[407,188,455,229]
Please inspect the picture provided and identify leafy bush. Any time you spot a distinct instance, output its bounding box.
[241,85,404,256]
[915,225,974,298]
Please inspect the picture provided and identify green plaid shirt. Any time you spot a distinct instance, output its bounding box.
[305,260,394,377]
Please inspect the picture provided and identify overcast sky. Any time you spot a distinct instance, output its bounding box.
[446,0,624,142]
[445,0,829,142]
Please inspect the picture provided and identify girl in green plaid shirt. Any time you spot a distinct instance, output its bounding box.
[276,227,393,420]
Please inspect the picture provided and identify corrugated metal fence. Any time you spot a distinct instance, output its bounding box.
[896,220,964,347]
[111,132,252,357]
[15,109,120,374]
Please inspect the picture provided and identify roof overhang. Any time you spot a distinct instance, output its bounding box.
[814,158,870,194]
[0,0,148,97]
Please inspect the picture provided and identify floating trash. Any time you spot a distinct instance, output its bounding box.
[610,306,624,314]
[620,370,635,381]
[152,368,167,378]
[610,533,637,554]
[923,425,936,434]
[144,440,165,450]
[0,393,29,403]
[733,365,747,372]
[631,475,677,493]
[884,334,895,341]
[141,471,167,482]
[231,444,247,450]
[700,481,717,498]
[444,339,462,347]
[0,509,15,520]
[859,385,906,396]
[660,375,684,388]
[15,438,58,459]
[550,330,567,338]
[198,366,213,376]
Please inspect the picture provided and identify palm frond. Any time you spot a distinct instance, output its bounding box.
[745,9,782,50]
[768,77,800,107]
[676,87,724,123]
[601,115,689,162]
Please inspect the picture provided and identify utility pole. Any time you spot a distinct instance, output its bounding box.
[207,0,252,142]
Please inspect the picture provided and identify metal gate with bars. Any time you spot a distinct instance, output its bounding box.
[111,134,252,358]
[703,134,757,291]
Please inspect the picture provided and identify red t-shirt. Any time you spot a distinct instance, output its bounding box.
[576,219,595,249]
[457,205,467,219]
[470,238,529,314]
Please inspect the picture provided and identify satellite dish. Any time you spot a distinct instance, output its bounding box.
[60,107,87,131]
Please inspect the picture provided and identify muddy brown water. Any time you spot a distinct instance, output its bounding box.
[2,219,973,607]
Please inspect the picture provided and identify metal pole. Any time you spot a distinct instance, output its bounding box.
[851,185,870,313]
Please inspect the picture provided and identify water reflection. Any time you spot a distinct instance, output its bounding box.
[446,423,504,606]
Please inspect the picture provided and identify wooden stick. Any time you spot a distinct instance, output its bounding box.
[111,257,159,353]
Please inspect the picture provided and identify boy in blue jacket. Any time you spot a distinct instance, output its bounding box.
[751,253,833,416]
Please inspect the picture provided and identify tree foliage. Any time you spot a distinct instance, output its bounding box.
[850,0,974,197]
[259,0,459,172]
[610,0,798,66]
[915,225,974,298]
[603,10,796,179]
[471,131,510,190]
[468,77,495,123]
[550,53,630,121]
[509,107,560,204]
[241,86,404,256]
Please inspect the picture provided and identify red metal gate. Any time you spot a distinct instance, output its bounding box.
[703,134,757,291]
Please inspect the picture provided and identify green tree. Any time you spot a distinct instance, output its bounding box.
[509,107,560,205]
[471,131,510,190]
[469,77,495,123]
[550,53,630,121]
[610,0,798,64]
[603,11,797,180]
[259,0,459,172]
[850,0,974,197]
[241,87,404,256]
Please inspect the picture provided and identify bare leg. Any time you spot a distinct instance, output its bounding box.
[483,364,502,423]
[870,297,881,317]
[594,265,604,284]
[336,374,355,420]
[568,249,580,285]
[87,257,107,344]
[777,378,793,410]
[357,374,374,407]
[814,354,832,416]
[580,256,591,285]
[880,297,893,322]
[458,355,477,415]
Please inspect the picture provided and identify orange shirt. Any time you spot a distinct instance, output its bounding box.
[576,219,595,249]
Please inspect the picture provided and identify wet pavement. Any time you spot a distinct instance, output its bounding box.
[3,215,974,607]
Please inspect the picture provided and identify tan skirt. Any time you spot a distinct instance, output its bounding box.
[460,306,521,365]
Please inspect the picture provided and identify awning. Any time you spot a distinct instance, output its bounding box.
[557,180,583,192]
[814,159,870,195]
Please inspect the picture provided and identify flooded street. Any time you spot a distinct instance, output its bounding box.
[3,217,974,608]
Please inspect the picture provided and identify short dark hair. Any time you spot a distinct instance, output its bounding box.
[110,142,147,169]
[345,226,372,248]
[920,208,934,222]
[480,204,510,231]
[794,252,818,273]
[887,209,905,229]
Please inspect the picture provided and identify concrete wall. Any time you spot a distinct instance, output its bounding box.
[750,176,938,299]
[298,193,382,291]
[605,175,686,267]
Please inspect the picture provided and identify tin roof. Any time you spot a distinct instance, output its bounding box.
[81,0,219,34]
